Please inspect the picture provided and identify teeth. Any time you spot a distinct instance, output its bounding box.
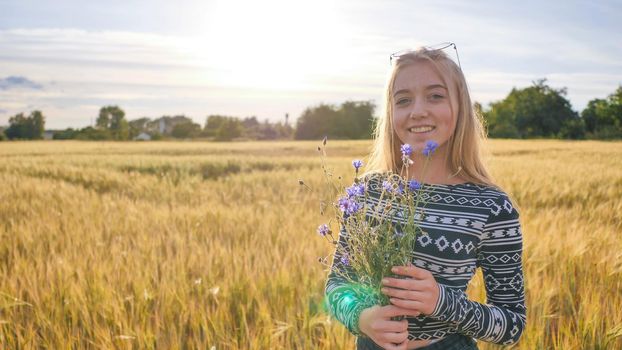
[409,126,435,133]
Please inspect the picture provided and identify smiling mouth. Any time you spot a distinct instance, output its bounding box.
[408,126,435,133]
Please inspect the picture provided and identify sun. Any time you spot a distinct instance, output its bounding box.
[188,0,351,90]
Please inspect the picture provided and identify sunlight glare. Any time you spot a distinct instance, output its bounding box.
[191,0,351,90]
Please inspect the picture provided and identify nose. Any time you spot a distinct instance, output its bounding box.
[409,98,428,119]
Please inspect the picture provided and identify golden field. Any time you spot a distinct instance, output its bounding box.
[0,139,621,349]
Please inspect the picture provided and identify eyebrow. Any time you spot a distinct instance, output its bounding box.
[393,84,447,97]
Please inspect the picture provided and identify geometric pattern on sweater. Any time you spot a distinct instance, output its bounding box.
[325,173,527,346]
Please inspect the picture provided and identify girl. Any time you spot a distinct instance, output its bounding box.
[325,44,527,350]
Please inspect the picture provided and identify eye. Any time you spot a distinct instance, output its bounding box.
[396,98,410,106]
[430,94,445,100]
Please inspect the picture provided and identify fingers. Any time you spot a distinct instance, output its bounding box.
[388,298,425,310]
[378,330,408,343]
[382,265,441,317]
[371,319,408,333]
[382,287,424,301]
[383,266,437,292]
[381,304,421,318]
[368,307,412,350]
[371,331,408,350]
[391,265,431,279]
[380,339,409,350]
[382,276,425,291]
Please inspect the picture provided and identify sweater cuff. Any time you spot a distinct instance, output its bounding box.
[325,283,382,336]
[429,284,450,321]
[349,304,366,336]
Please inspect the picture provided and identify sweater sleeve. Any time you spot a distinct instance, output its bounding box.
[324,223,367,335]
[429,192,527,345]
[324,175,385,336]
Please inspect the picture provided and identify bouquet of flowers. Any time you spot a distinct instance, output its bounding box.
[311,137,439,333]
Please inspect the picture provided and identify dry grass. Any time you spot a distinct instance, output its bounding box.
[0,139,620,349]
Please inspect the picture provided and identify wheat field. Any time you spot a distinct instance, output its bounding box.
[0,140,620,349]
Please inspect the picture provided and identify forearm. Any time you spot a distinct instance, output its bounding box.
[430,284,527,344]
[325,273,382,336]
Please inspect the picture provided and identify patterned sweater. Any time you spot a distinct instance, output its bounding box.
[324,174,527,345]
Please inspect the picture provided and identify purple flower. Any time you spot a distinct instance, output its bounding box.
[382,180,393,193]
[396,182,404,195]
[317,224,330,237]
[408,180,421,191]
[340,253,350,266]
[338,196,361,215]
[422,140,439,157]
[346,183,365,198]
[352,159,363,171]
[400,144,413,157]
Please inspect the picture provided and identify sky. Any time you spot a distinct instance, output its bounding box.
[0,0,621,129]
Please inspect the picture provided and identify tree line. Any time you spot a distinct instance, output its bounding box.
[482,79,622,139]
[1,80,621,141]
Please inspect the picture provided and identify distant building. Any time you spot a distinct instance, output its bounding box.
[43,130,55,140]
[133,132,152,141]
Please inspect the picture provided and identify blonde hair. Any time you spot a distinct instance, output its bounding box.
[365,47,498,189]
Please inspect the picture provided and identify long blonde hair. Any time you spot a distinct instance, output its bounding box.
[366,47,498,189]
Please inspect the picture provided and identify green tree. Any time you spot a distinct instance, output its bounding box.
[5,113,28,139]
[5,110,45,140]
[241,116,261,139]
[30,110,45,139]
[97,105,128,140]
[294,101,376,140]
[204,115,230,137]
[53,128,79,140]
[484,79,577,138]
[337,101,376,139]
[581,99,606,134]
[215,118,242,141]
[581,86,622,139]
[171,121,201,139]
[116,119,129,140]
[242,116,260,129]
[257,119,279,140]
[294,104,340,140]
[274,121,294,139]
[558,118,586,139]
[75,126,111,140]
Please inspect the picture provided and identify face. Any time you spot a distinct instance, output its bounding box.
[391,61,457,155]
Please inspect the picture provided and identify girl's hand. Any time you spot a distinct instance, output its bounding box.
[381,264,440,315]
[358,304,421,350]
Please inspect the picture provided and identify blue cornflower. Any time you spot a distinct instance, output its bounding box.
[346,183,366,198]
[338,196,361,215]
[400,144,413,157]
[422,140,439,157]
[382,180,393,193]
[408,180,421,191]
[317,224,330,237]
[396,182,404,195]
[352,159,363,172]
[340,253,350,266]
